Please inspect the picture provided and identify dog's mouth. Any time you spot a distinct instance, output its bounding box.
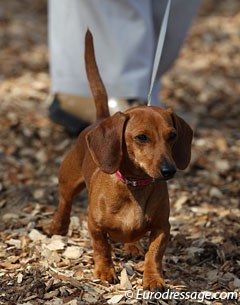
[153,175,175,181]
[162,174,175,181]
[151,171,176,181]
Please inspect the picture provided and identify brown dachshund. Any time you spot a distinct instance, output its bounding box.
[51,30,193,291]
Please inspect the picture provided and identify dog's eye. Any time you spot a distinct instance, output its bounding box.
[135,134,149,143]
[168,132,177,141]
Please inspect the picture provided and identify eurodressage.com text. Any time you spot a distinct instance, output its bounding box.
[124,288,239,302]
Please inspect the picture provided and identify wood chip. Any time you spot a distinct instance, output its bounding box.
[29,229,47,241]
[120,268,132,290]
[107,294,124,304]
[63,246,83,259]
[45,239,65,251]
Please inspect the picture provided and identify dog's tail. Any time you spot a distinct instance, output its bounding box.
[85,30,110,120]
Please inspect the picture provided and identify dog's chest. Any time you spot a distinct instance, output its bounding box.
[105,190,152,242]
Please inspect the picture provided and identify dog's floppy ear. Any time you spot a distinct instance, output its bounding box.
[86,112,127,174]
[171,112,193,170]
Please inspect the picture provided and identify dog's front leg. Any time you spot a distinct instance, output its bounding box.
[88,222,117,283]
[143,224,170,291]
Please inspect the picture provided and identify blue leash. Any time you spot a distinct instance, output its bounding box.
[147,0,171,106]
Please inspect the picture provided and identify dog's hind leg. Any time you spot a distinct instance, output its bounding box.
[51,148,85,235]
[124,241,144,257]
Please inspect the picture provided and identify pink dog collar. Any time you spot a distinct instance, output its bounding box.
[115,170,155,187]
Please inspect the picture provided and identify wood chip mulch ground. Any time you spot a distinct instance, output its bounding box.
[0,1,239,304]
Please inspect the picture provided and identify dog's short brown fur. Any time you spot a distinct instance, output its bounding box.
[51,30,193,291]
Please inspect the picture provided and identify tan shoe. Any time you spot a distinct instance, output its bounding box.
[58,93,96,123]
[49,93,147,135]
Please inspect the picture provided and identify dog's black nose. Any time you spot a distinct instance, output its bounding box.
[160,161,176,179]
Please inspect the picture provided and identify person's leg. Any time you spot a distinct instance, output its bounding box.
[152,0,202,78]
[49,0,155,99]
[48,0,159,133]
[152,0,202,126]
[48,0,201,133]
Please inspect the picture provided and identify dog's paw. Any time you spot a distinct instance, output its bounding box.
[124,242,144,257]
[94,266,118,284]
[143,272,166,291]
[50,220,69,236]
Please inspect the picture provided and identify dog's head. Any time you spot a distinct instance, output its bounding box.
[86,106,193,180]
[84,30,192,179]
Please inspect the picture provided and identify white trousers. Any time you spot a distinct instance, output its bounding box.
[49,0,201,104]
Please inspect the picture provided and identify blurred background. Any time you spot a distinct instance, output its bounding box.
[0,0,239,303]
